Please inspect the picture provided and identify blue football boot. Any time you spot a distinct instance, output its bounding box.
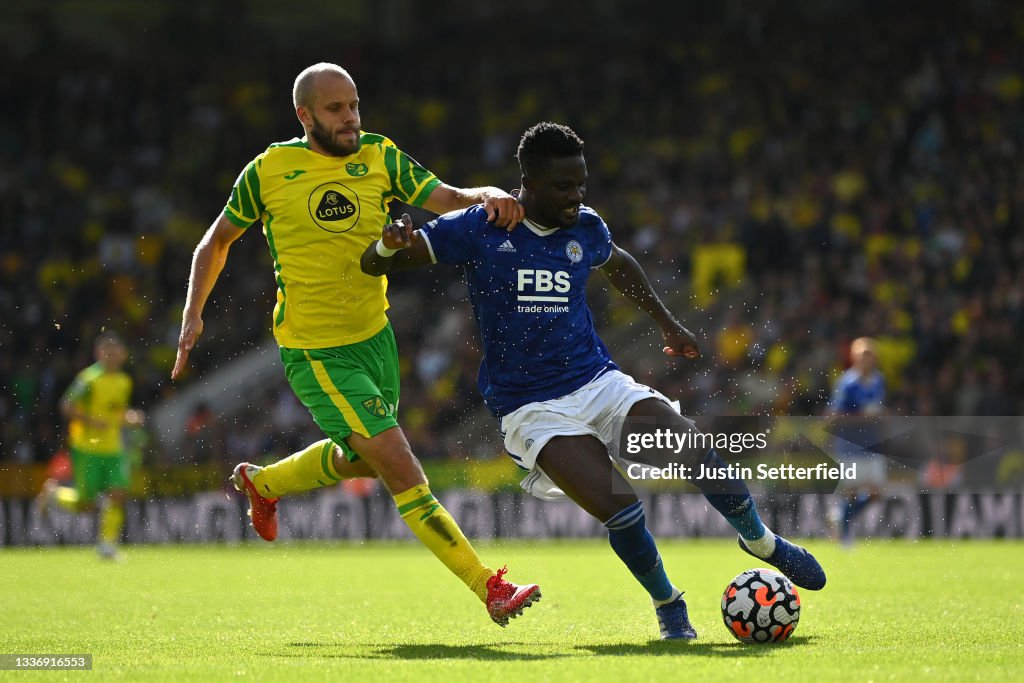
[655,593,698,640]
[739,534,827,590]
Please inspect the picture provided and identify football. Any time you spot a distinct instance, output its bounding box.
[721,568,801,644]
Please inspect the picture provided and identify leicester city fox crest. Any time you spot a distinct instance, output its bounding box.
[566,240,583,264]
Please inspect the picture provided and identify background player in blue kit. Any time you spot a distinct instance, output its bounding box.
[362,122,826,640]
[829,338,886,417]
[827,336,888,546]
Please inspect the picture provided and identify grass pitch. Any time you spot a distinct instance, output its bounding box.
[2,539,1021,681]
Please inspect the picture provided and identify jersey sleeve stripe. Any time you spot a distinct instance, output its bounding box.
[407,157,435,187]
[419,230,438,264]
[244,162,264,215]
[226,190,244,219]
[226,160,261,225]
[383,146,400,194]
[234,186,254,218]
[396,152,417,198]
[407,177,440,207]
[592,247,613,269]
[223,206,254,228]
[398,150,440,204]
[235,174,257,218]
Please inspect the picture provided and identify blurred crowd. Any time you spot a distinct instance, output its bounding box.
[2,1,1022,472]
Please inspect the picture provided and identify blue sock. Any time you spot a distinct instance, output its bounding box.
[841,499,855,539]
[697,450,767,541]
[850,493,872,515]
[842,494,871,539]
[605,501,674,602]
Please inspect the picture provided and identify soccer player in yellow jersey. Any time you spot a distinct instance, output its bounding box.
[170,62,539,626]
[39,332,144,560]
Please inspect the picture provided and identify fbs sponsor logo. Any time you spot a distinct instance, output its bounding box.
[361,396,389,418]
[517,269,570,296]
[346,162,368,176]
[308,182,361,233]
[516,268,571,313]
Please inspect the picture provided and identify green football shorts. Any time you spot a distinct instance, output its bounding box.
[70,447,130,501]
[280,322,401,462]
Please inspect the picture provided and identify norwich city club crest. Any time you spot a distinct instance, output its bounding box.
[361,396,389,418]
[346,162,368,176]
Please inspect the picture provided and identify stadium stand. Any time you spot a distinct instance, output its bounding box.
[1,1,1021,490]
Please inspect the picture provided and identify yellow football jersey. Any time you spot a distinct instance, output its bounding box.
[65,363,132,454]
[224,133,440,349]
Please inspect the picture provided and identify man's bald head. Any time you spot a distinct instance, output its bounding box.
[293,63,354,109]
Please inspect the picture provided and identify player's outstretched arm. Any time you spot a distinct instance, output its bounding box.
[60,395,98,428]
[422,183,524,230]
[600,243,700,359]
[361,213,435,276]
[171,214,247,380]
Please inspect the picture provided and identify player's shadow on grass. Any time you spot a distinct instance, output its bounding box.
[375,644,565,661]
[282,642,565,661]
[281,636,815,660]
[583,634,816,657]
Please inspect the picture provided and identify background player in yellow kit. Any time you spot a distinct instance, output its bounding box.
[170,62,539,626]
[39,331,144,560]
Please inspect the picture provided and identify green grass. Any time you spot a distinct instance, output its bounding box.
[2,539,1022,681]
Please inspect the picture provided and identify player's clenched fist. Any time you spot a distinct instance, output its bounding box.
[381,213,415,250]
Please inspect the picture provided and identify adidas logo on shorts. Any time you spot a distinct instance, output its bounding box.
[497,240,516,252]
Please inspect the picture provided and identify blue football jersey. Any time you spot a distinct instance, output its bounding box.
[830,368,886,415]
[420,205,618,417]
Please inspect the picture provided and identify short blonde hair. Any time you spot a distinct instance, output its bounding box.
[850,337,877,357]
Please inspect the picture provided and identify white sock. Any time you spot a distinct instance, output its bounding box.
[652,586,682,608]
[741,527,777,558]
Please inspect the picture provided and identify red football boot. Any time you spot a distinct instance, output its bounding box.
[230,463,279,541]
[485,566,541,627]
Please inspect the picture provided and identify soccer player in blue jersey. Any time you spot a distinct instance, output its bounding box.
[361,122,826,640]
[827,336,888,545]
